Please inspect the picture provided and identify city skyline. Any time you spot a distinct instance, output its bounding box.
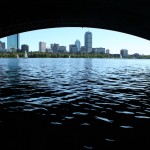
[0,27,150,55]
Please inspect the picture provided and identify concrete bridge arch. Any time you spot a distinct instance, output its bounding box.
[0,0,150,41]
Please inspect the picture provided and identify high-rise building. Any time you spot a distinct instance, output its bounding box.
[84,31,92,53]
[7,34,20,52]
[39,42,46,52]
[51,43,59,53]
[0,41,5,52]
[75,39,81,52]
[120,49,128,58]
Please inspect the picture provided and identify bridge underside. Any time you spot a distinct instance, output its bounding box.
[1,0,150,40]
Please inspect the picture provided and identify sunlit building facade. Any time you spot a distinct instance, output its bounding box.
[39,42,46,52]
[7,34,20,52]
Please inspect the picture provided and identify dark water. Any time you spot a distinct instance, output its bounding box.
[0,58,150,149]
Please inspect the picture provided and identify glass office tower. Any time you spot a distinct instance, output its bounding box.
[7,34,20,52]
[84,31,92,53]
[75,39,81,52]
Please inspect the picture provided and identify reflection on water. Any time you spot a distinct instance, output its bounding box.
[0,58,150,149]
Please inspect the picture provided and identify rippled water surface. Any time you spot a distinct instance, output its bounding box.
[0,58,150,149]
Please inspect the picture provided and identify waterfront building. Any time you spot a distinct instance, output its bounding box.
[21,44,29,52]
[69,44,78,53]
[106,49,110,54]
[39,42,46,52]
[7,34,20,52]
[120,49,128,58]
[132,53,140,58]
[84,31,92,53]
[75,39,81,52]
[80,46,86,53]
[92,48,97,53]
[0,41,5,52]
[51,43,59,53]
[58,46,66,53]
[92,47,105,54]
[46,48,53,53]
[97,47,105,54]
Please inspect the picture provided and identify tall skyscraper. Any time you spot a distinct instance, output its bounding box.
[84,31,92,53]
[39,42,46,52]
[7,34,20,52]
[75,39,81,52]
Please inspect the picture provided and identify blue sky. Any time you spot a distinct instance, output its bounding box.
[1,27,150,55]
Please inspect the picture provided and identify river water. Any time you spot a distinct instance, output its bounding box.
[0,58,150,149]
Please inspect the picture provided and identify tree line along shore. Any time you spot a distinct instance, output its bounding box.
[0,52,150,59]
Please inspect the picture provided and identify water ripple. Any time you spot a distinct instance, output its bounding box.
[134,116,150,119]
[116,111,135,115]
[120,125,133,128]
[0,58,150,149]
[95,116,114,123]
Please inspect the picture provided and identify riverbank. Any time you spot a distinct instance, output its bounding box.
[0,52,150,59]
